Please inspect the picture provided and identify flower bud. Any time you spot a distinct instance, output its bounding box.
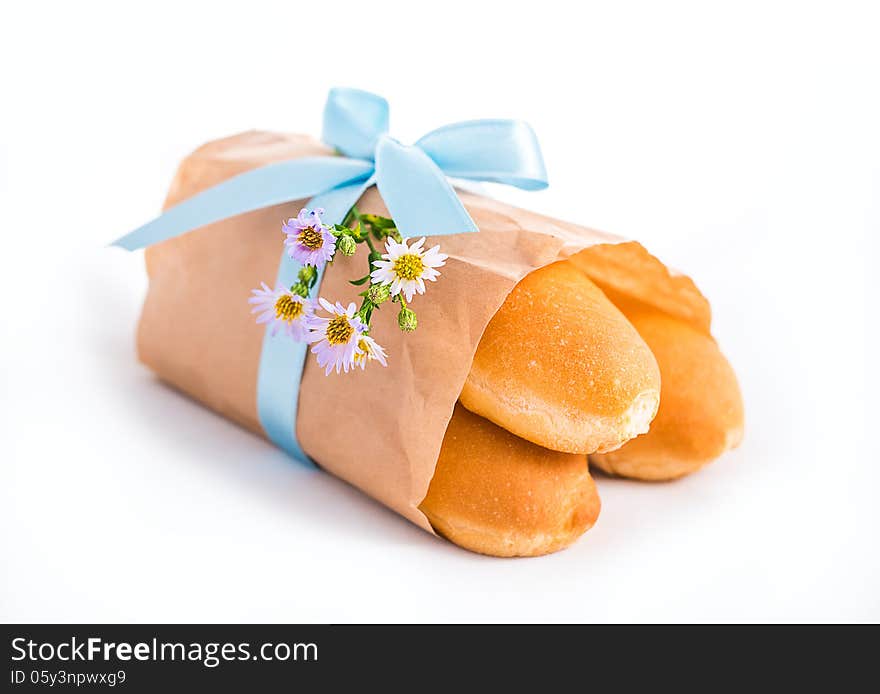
[291,282,309,297]
[398,307,418,332]
[367,283,391,305]
[297,265,317,283]
[338,235,357,256]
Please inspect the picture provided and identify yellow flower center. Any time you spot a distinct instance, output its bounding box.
[297,226,324,250]
[393,253,424,280]
[326,315,354,346]
[353,338,370,365]
[274,294,304,323]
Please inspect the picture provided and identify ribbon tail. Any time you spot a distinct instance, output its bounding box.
[256,178,373,463]
[111,157,373,250]
[374,136,478,238]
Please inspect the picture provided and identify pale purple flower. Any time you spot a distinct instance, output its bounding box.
[370,236,447,302]
[283,207,336,267]
[353,334,388,370]
[248,282,315,340]
[308,299,367,375]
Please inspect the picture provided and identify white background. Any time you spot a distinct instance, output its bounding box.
[1,1,877,623]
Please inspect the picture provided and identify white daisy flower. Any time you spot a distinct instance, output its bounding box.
[369,237,448,303]
[353,335,388,370]
[248,282,315,341]
[309,299,367,375]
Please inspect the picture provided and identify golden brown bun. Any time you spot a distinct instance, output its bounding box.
[460,262,661,454]
[569,241,712,334]
[420,405,601,557]
[590,302,744,480]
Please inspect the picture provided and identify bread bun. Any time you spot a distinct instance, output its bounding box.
[460,262,661,454]
[590,304,744,480]
[420,404,601,557]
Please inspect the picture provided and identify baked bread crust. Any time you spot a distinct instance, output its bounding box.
[460,262,661,454]
[420,405,601,557]
[590,305,744,480]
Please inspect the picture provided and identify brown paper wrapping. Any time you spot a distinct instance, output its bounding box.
[138,131,709,534]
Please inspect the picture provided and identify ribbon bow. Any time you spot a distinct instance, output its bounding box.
[113,87,548,250]
[113,87,549,462]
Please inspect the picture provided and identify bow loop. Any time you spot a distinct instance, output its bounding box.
[415,119,548,191]
[322,87,389,160]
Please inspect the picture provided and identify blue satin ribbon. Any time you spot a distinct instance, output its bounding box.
[255,180,371,461]
[113,87,549,462]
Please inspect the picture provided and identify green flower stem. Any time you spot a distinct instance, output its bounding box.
[328,206,400,334]
[343,205,360,228]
